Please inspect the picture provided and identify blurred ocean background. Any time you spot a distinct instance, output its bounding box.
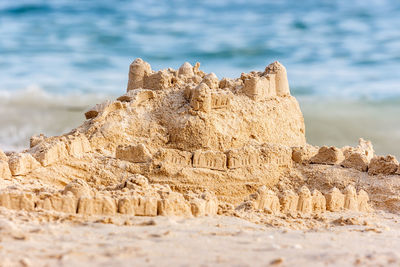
[0,0,399,157]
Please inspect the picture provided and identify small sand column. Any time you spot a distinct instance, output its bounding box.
[297,186,312,214]
[190,83,212,113]
[265,61,290,97]
[343,185,358,211]
[127,58,152,91]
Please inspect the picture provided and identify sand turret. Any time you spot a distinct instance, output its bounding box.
[251,186,280,214]
[357,138,374,162]
[279,190,299,214]
[311,189,326,213]
[265,61,290,97]
[178,62,194,77]
[127,58,152,91]
[325,188,345,212]
[202,73,219,89]
[190,83,212,112]
[343,185,358,211]
[297,186,312,214]
[357,190,372,212]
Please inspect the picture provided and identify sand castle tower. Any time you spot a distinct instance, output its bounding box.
[265,61,290,97]
[190,83,212,112]
[127,58,152,91]
[178,62,194,76]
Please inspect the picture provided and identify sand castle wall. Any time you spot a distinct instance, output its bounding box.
[0,177,373,218]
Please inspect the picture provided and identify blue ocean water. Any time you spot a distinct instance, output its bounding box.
[0,0,399,155]
[1,0,400,98]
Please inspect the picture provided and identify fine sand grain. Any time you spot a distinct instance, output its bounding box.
[0,208,399,267]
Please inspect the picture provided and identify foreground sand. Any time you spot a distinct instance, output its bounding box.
[1,207,399,267]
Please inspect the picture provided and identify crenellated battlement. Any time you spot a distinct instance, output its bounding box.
[127,58,291,104]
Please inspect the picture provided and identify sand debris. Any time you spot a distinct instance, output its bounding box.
[368,155,399,175]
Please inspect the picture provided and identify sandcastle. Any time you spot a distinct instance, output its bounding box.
[0,59,400,220]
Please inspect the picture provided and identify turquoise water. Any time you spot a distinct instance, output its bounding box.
[0,0,399,156]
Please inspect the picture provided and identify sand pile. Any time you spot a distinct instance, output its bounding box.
[0,59,400,223]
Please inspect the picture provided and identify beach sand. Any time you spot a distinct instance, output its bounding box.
[1,208,399,267]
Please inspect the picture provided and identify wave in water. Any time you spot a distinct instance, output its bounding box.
[0,86,114,151]
[1,0,400,99]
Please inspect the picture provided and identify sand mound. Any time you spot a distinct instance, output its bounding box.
[1,59,399,223]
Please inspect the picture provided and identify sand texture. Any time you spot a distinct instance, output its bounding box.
[1,59,400,266]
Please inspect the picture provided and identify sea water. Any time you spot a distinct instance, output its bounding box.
[0,0,399,156]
